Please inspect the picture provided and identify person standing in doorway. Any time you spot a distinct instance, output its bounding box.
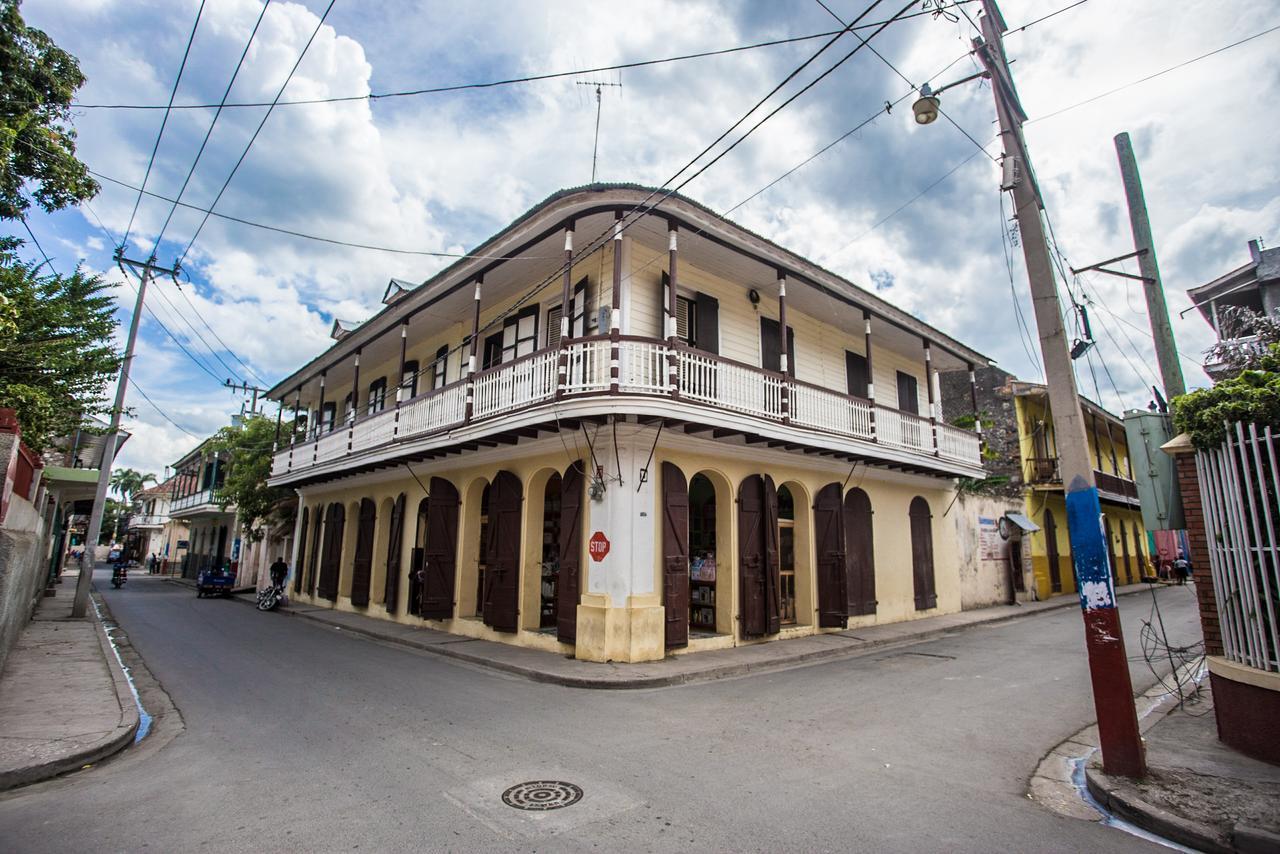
[268,556,289,590]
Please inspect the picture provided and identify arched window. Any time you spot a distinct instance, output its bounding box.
[909,497,936,610]
[777,486,797,625]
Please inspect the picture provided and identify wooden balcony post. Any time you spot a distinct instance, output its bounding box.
[291,386,302,446]
[667,221,680,399]
[777,271,790,424]
[348,349,361,455]
[968,362,983,452]
[464,277,482,423]
[273,401,282,451]
[315,371,326,464]
[610,211,622,394]
[557,222,574,399]
[923,338,938,456]
[394,320,408,437]
[864,310,877,442]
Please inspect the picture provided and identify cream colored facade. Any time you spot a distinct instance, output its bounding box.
[269,185,991,663]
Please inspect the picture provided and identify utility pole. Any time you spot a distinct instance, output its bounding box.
[972,0,1146,776]
[576,79,622,182]
[72,253,181,617]
[224,379,270,416]
[1114,133,1185,399]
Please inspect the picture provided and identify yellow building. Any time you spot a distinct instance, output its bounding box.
[1011,382,1149,600]
[265,185,993,663]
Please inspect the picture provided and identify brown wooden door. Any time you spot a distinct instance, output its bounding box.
[1044,509,1062,593]
[482,471,522,632]
[910,497,937,610]
[293,508,309,594]
[763,475,782,634]
[1119,520,1132,585]
[307,505,323,596]
[558,462,585,644]
[1104,517,1118,584]
[421,479,459,620]
[844,488,876,616]
[383,493,405,613]
[350,498,377,607]
[317,503,344,601]
[662,462,690,649]
[738,475,766,637]
[814,483,848,629]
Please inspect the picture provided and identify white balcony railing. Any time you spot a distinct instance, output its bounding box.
[128,514,167,528]
[171,489,216,514]
[271,337,983,478]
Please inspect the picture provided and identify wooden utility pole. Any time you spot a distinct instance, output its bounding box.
[1113,132,1186,399]
[973,0,1146,777]
[72,253,180,617]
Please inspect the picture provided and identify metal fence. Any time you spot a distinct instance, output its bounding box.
[1196,422,1280,672]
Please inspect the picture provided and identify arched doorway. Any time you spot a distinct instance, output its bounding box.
[539,472,563,630]
[294,507,309,594]
[777,485,798,625]
[317,502,345,601]
[909,496,936,610]
[409,497,429,617]
[1131,524,1146,581]
[661,462,689,649]
[481,471,522,632]
[383,494,406,614]
[419,478,459,620]
[350,498,377,607]
[844,488,876,616]
[1044,509,1062,593]
[688,473,719,636]
[557,462,585,644]
[1119,519,1132,585]
[739,474,781,637]
[814,483,847,629]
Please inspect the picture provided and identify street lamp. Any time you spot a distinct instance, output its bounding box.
[912,84,940,125]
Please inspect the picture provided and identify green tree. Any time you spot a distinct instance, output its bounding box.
[207,414,292,542]
[0,253,119,450]
[109,466,156,502]
[0,0,98,222]
[1172,344,1280,449]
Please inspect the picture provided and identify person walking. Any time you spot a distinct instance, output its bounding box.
[1172,551,1191,585]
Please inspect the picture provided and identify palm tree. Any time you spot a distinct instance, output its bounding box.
[109,468,157,504]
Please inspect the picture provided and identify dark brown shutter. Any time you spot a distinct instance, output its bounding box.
[1132,525,1145,583]
[350,498,377,607]
[558,462,585,644]
[421,479,459,620]
[846,351,869,399]
[1104,517,1118,584]
[307,505,323,595]
[738,475,766,637]
[1044,509,1062,592]
[482,471,522,632]
[910,497,937,610]
[763,474,781,635]
[844,488,877,616]
[383,493,406,613]
[293,508,309,593]
[814,483,848,628]
[897,372,919,415]
[760,319,781,372]
[661,462,690,649]
[1119,520,1131,585]
[317,502,344,601]
[695,292,719,354]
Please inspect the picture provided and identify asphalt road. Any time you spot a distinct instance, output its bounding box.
[0,571,1202,852]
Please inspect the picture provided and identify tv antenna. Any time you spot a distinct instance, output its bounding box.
[576,77,622,182]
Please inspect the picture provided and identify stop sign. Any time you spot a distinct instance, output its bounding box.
[588,531,610,562]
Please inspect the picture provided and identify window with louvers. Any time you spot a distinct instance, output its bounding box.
[430,346,448,390]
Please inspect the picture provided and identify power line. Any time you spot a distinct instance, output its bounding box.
[19,219,57,275]
[1006,0,1089,36]
[117,274,226,386]
[154,0,272,247]
[121,0,207,250]
[127,374,203,439]
[172,279,271,387]
[144,275,247,385]
[64,3,978,111]
[177,0,338,266]
[1029,23,1280,124]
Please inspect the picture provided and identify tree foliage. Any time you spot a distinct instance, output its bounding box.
[1172,344,1280,449]
[110,467,156,502]
[0,0,98,221]
[0,252,119,450]
[207,415,292,542]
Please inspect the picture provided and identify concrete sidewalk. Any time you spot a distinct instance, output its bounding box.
[0,574,139,790]
[220,581,1155,689]
[1086,683,1280,853]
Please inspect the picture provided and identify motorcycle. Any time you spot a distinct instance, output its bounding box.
[111,562,128,589]
[256,582,284,611]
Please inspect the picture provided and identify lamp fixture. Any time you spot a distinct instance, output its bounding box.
[912,84,940,125]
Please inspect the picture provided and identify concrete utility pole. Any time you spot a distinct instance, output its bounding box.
[972,0,1146,777]
[224,379,269,416]
[72,254,179,617]
[1114,132,1186,399]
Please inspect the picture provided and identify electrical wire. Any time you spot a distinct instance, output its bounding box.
[64,3,978,111]
[143,275,247,385]
[18,219,57,275]
[171,278,271,388]
[154,0,272,247]
[115,274,226,386]
[1005,0,1088,36]
[126,374,203,439]
[177,0,337,266]
[121,0,207,250]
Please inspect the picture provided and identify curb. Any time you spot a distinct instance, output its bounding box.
[1084,769,1231,854]
[220,583,1153,690]
[0,592,140,791]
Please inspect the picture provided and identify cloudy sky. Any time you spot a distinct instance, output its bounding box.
[10,0,1277,477]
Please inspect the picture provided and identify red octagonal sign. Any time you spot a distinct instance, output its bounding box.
[589,531,611,562]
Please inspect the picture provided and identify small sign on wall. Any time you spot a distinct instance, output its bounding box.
[978,517,1003,561]
[589,531,611,562]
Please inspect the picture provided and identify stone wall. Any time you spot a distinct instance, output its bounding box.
[0,492,50,677]
[950,492,1026,609]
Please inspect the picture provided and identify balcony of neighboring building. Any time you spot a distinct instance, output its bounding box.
[1023,456,1140,505]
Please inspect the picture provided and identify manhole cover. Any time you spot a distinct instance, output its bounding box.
[501,780,584,811]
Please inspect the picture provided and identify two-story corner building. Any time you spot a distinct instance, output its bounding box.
[169,440,237,581]
[265,184,991,664]
[127,476,188,567]
[1187,238,1279,378]
[942,366,1148,601]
